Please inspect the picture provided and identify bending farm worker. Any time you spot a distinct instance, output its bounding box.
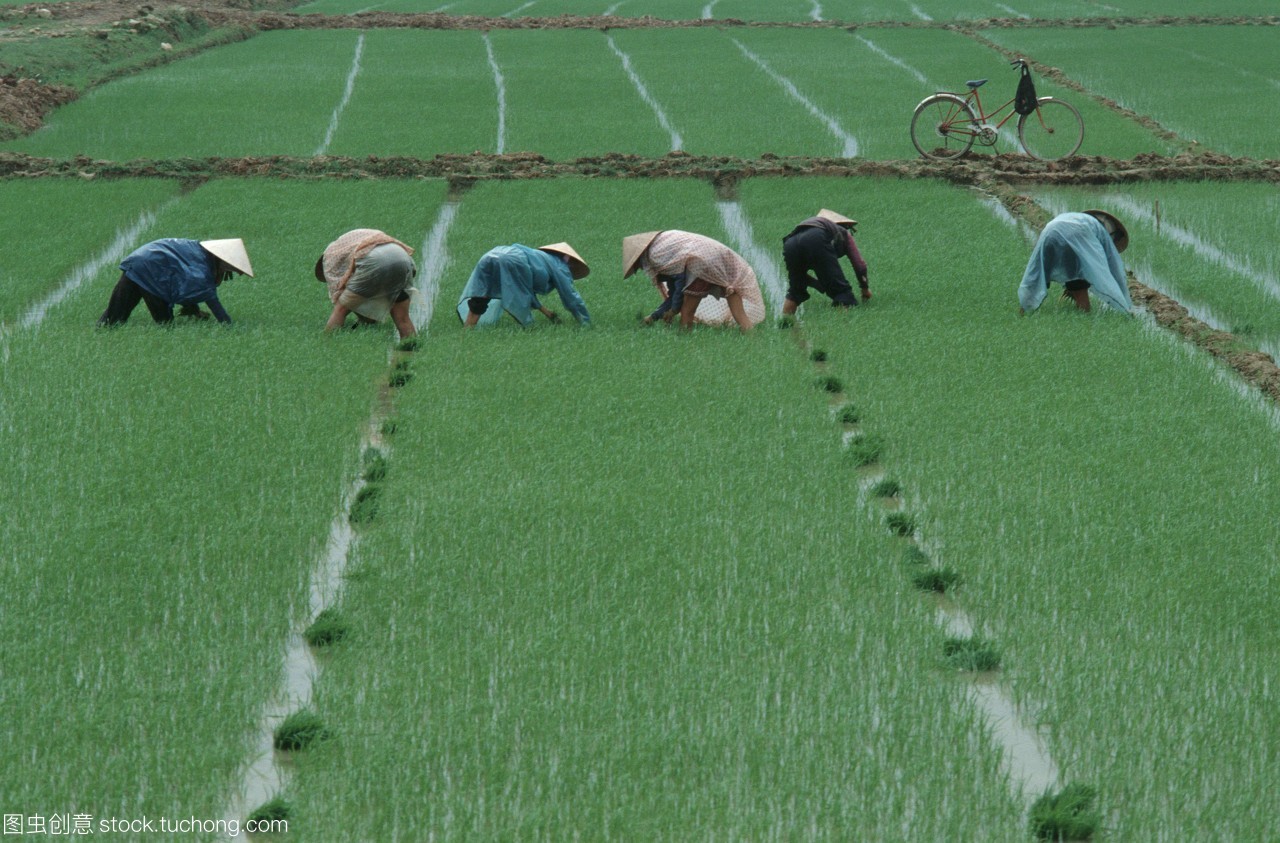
[623,230,765,332]
[457,243,591,328]
[781,208,870,315]
[98,238,252,326]
[1018,210,1131,314]
[317,229,419,340]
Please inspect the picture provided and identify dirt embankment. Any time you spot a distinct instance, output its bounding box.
[2,149,1276,186]
[0,77,76,137]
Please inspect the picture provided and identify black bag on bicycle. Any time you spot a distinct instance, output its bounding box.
[1015,64,1038,116]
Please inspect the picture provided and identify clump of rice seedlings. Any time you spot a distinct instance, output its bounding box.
[303,607,350,647]
[1029,783,1101,841]
[379,417,398,437]
[810,348,828,363]
[847,434,883,467]
[885,511,917,537]
[943,636,1002,672]
[273,710,331,752]
[777,315,796,329]
[837,404,860,425]
[913,566,961,594]
[396,336,421,352]
[388,369,413,388]
[247,796,291,824]
[348,485,381,526]
[362,448,388,483]
[816,374,843,393]
[902,545,931,566]
[870,477,900,498]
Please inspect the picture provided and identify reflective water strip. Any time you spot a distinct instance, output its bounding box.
[0,198,177,364]
[994,4,1031,19]
[809,1,823,21]
[316,32,365,156]
[411,201,460,331]
[1104,193,1280,303]
[484,33,507,155]
[715,201,786,313]
[729,38,859,158]
[606,34,683,152]
[502,1,535,16]
[701,0,718,20]
[854,35,932,87]
[909,4,932,20]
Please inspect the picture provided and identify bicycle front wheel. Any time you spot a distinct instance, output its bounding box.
[1018,97,1084,161]
[910,94,977,160]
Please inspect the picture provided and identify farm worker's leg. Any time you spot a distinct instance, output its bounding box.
[140,290,174,323]
[325,302,352,332]
[98,273,144,325]
[1064,280,1091,312]
[390,298,416,339]
[678,279,716,330]
[725,291,753,333]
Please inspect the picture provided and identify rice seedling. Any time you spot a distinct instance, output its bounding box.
[388,369,413,388]
[810,348,828,363]
[885,511,918,537]
[847,434,884,468]
[247,796,292,825]
[837,404,861,425]
[362,448,388,483]
[1029,783,1101,841]
[869,477,901,498]
[913,567,961,594]
[816,374,844,393]
[943,636,1002,673]
[349,485,381,526]
[273,710,332,752]
[304,608,351,648]
[396,336,422,352]
[379,418,399,437]
[902,546,931,566]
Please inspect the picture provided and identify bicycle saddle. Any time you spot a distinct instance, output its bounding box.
[966,79,988,89]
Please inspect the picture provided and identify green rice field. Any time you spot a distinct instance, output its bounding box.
[2,2,1278,840]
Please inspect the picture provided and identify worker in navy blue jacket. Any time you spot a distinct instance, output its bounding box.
[97,238,253,326]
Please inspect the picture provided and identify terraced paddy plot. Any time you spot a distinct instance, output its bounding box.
[737,176,1280,840]
[985,24,1280,159]
[0,178,445,822]
[2,31,363,159]
[1031,182,1280,361]
[0,179,178,325]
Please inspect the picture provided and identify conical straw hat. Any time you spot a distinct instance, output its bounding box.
[538,242,590,280]
[1083,210,1129,253]
[200,238,254,277]
[817,208,857,229]
[622,231,662,278]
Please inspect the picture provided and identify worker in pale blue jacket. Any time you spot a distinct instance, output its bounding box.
[98,238,253,326]
[1018,210,1130,314]
[457,243,591,328]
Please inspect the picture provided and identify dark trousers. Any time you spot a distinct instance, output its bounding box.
[98,274,172,326]
[783,227,857,307]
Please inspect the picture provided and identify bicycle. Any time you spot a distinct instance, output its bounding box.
[910,58,1084,162]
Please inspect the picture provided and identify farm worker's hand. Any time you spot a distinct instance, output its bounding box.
[539,306,561,323]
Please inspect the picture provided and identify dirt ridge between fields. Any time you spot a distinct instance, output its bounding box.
[3,149,1278,184]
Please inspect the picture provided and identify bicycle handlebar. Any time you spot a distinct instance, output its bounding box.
[1009,58,1028,69]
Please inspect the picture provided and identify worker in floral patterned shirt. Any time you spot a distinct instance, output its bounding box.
[623,230,765,332]
[316,228,419,339]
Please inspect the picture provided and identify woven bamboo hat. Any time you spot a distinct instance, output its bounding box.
[622,231,662,278]
[1083,210,1129,253]
[200,238,254,277]
[817,208,857,229]
[538,242,590,280]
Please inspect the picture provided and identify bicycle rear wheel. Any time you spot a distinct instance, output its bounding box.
[910,94,977,160]
[1018,97,1084,161]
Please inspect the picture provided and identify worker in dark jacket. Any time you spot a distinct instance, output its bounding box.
[781,209,869,315]
[97,238,253,326]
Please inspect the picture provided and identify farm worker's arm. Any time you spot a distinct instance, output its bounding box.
[845,232,869,285]
[551,275,591,326]
[205,296,232,324]
[324,302,351,332]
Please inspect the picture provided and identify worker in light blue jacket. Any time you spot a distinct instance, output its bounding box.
[1018,210,1131,314]
[98,238,253,326]
[457,243,591,328]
